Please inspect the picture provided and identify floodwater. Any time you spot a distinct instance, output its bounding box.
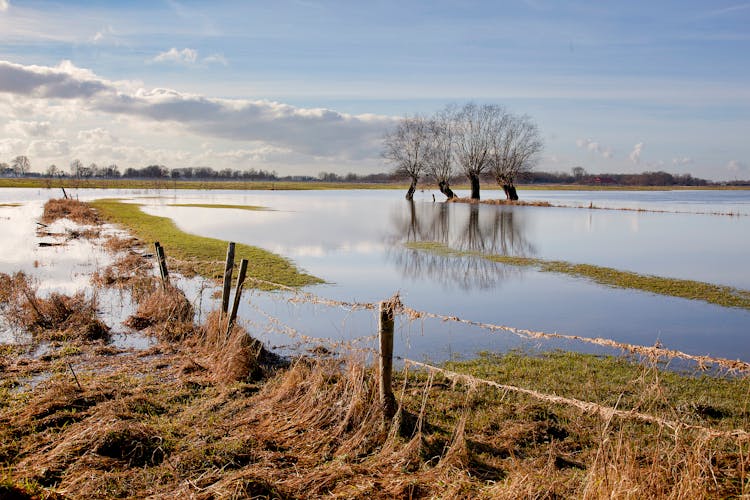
[1,187,749,364]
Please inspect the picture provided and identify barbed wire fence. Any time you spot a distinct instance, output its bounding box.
[164,243,750,440]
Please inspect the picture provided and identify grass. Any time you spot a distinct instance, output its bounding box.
[0,203,22,207]
[407,241,750,310]
[90,198,321,288]
[1,343,748,498]
[2,235,749,497]
[167,203,270,211]
[445,350,750,429]
[2,177,749,191]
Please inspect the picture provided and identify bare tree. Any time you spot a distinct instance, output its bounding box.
[70,159,83,178]
[489,113,543,200]
[87,163,100,177]
[104,164,120,178]
[572,166,586,181]
[453,103,506,200]
[46,164,59,177]
[11,155,30,176]
[383,115,429,200]
[424,111,457,200]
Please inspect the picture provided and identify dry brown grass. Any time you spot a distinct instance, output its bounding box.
[102,234,141,253]
[1,338,748,499]
[448,197,552,207]
[41,198,100,225]
[91,251,158,303]
[194,310,269,383]
[124,283,195,341]
[0,272,109,342]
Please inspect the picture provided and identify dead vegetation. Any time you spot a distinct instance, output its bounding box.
[0,272,109,342]
[124,283,195,341]
[102,235,141,253]
[41,198,100,226]
[2,341,747,499]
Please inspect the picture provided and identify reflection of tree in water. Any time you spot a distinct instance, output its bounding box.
[385,201,536,290]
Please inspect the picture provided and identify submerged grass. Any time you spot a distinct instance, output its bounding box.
[90,198,321,288]
[167,203,270,211]
[408,241,750,310]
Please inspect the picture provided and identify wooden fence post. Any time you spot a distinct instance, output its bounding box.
[221,242,236,314]
[154,242,169,285]
[379,299,396,422]
[226,258,248,338]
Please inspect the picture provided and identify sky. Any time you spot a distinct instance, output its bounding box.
[0,0,748,180]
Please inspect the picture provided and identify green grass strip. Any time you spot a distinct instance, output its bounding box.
[0,203,22,207]
[443,350,749,426]
[407,241,750,310]
[167,203,269,211]
[91,199,322,289]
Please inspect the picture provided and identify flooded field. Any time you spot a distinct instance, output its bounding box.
[2,187,749,363]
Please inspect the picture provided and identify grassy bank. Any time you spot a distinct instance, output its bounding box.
[407,241,750,310]
[90,199,321,288]
[167,203,269,211]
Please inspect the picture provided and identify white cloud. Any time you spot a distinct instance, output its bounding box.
[672,156,693,166]
[91,26,117,45]
[575,137,613,159]
[727,159,748,173]
[5,120,51,137]
[27,139,70,157]
[151,48,198,65]
[77,128,118,144]
[203,54,229,66]
[0,60,110,98]
[0,59,394,164]
[0,0,8,12]
[628,142,644,164]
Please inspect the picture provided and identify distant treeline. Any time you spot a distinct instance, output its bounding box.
[526,170,713,186]
[2,162,748,186]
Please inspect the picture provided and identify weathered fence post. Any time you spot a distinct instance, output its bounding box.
[379,299,396,422]
[154,242,169,285]
[226,258,248,338]
[221,242,236,315]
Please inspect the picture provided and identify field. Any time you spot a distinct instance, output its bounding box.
[2,177,749,192]
[0,197,748,499]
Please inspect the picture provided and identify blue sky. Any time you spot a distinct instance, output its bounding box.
[0,0,748,179]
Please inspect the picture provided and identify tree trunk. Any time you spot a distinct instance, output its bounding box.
[438,180,456,200]
[502,184,519,201]
[405,177,417,201]
[469,173,480,200]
